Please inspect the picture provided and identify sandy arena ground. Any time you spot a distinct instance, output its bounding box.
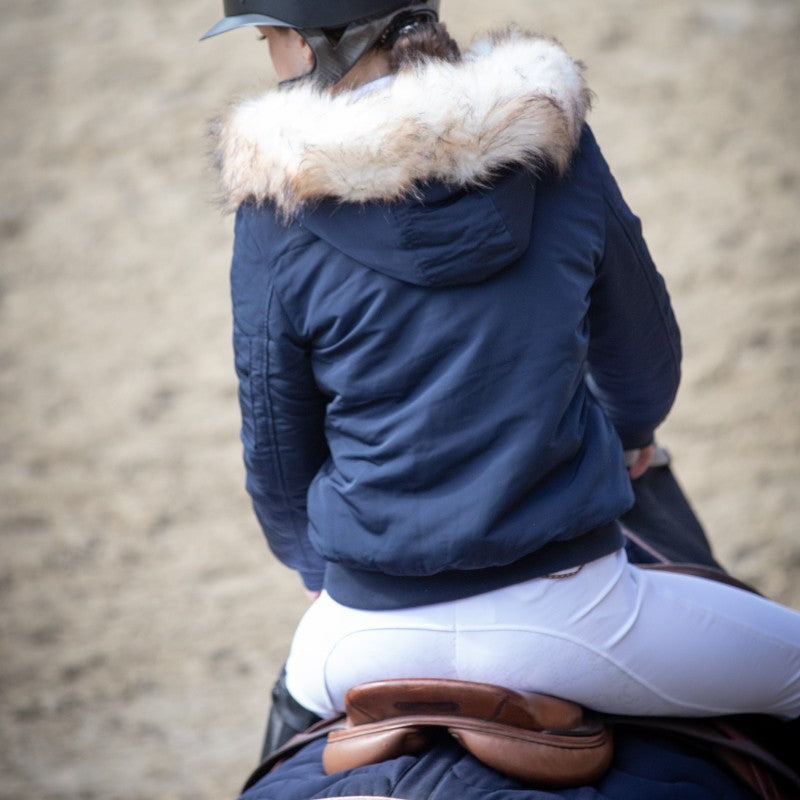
[1,1,798,797]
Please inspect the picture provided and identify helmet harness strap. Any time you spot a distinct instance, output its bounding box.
[279,4,438,88]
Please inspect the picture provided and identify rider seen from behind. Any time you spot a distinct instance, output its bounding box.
[203,0,800,795]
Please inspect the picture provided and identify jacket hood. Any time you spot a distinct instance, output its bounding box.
[214,29,591,286]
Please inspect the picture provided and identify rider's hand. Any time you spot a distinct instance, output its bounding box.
[625,444,654,480]
[305,589,321,602]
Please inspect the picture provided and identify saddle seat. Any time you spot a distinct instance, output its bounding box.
[322,677,613,786]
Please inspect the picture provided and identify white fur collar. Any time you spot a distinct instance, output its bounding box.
[213,29,591,216]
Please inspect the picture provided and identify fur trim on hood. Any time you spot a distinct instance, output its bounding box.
[213,29,591,216]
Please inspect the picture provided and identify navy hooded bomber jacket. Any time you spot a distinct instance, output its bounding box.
[216,31,681,609]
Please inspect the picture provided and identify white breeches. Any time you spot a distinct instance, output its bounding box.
[284,549,800,719]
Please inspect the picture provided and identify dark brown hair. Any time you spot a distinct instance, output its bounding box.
[383,18,461,69]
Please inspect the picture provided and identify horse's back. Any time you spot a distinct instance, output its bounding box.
[238,728,756,800]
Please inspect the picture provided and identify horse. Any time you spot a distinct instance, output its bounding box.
[235,450,800,800]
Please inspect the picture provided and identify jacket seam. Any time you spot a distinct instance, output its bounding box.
[256,250,316,555]
[244,214,310,345]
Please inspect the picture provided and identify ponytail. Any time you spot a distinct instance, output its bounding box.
[379,15,461,69]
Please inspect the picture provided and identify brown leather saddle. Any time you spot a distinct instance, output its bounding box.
[320,677,799,799]
[243,675,799,798]
[324,678,611,786]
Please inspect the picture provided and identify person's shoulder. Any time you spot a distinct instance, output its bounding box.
[539,124,608,218]
[235,202,318,262]
[568,125,608,179]
[568,125,635,221]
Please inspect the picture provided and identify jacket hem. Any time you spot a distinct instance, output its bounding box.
[324,521,624,610]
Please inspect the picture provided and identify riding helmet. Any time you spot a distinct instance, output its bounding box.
[201,0,441,86]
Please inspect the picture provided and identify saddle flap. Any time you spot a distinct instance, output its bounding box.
[344,678,586,731]
[323,722,430,774]
[323,714,614,786]
[324,679,613,786]
[449,720,613,786]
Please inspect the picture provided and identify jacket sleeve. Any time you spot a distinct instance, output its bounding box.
[231,206,329,591]
[586,148,682,450]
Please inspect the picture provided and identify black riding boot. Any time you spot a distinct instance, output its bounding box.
[260,664,322,762]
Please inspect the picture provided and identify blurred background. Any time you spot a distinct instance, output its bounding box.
[1,0,798,797]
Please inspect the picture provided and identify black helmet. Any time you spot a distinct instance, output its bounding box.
[201,0,441,86]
